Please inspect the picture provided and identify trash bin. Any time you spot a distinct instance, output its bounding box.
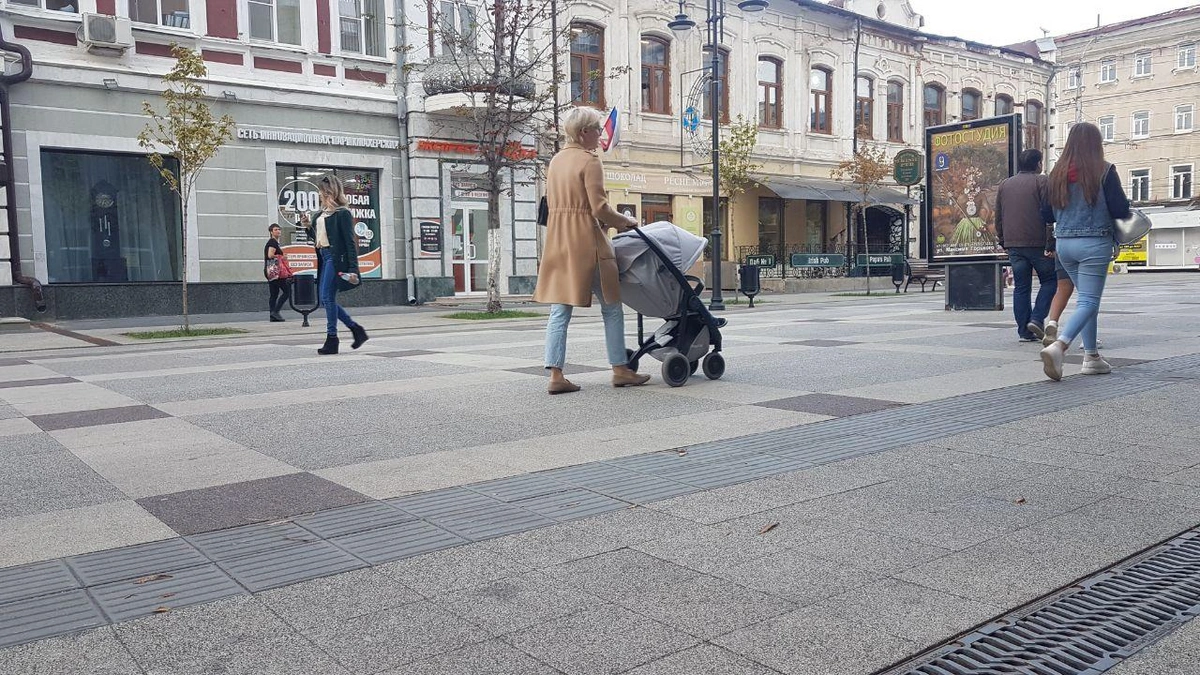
[738,264,760,308]
[289,274,321,327]
[891,262,906,293]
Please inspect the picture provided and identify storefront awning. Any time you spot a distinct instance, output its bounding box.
[758,175,919,206]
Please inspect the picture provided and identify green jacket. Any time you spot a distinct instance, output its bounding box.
[306,207,360,291]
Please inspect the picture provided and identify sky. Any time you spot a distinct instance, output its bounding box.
[913,0,1196,46]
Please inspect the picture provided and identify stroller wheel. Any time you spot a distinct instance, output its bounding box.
[662,353,690,388]
[689,360,699,376]
[702,352,725,380]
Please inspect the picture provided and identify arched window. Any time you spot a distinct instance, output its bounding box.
[961,88,981,121]
[886,81,903,142]
[995,94,1013,116]
[570,23,604,107]
[702,46,729,122]
[855,75,874,138]
[758,57,783,128]
[1025,100,1044,152]
[810,67,832,134]
[923,83,945,127]
[641,36,671,114]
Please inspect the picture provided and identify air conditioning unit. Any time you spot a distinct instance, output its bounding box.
[79,13,134,55]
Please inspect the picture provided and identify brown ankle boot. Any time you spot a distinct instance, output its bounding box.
[612,367,650,388]
[548,379,581,395]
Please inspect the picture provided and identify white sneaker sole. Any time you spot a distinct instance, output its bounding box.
[1042,324,1058,347]
[1081,361,1112,375]
[1040,348,1063,381]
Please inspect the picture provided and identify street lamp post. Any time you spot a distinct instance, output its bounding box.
[669,0,767,311]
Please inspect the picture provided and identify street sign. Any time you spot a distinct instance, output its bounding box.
[893,149,923,186]
[790,253,845,267]
[857,253,905,266]
[682,106,700,133]
[745,254,776,267]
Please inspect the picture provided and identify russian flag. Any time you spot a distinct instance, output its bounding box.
[600,107,619,152]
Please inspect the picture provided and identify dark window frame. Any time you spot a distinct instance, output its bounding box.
[758,57,783,129]
[923,83,945,127]
[641,35,671,115]
[886,80,903,142]
[702,46,730,122]
[855,75,874,138]
[569,22,606,108]
[810,66,832,134]
[960,88,981,121]
[995,94,1013,116]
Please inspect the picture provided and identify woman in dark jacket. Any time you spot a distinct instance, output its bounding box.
[1039,122,1130,381]
[264,223,289,322]
[301,174,368,355]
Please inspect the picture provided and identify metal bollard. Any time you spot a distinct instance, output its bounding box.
[738,264,760,309]
[288,274,321,327]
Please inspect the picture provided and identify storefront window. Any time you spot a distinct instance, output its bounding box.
[805,201,827,250]
[758,197,783,254]
[276,164,383,277]
[40,150,182,284]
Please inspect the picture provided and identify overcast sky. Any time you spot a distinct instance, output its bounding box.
[914,0,1195,46]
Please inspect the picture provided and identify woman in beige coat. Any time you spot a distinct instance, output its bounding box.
[533,107,651,394]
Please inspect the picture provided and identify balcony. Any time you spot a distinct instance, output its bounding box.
[421,54,536,114]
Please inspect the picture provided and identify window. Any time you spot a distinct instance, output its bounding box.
[249,0,300,44]
[1176,104,1194,132]
[810,67,832,134]
[923,83,944,127]
[1099,115,1115,142]
[1133,110,1150,138]
[9,0,76,11]
[1172,165,1193,200]
[569,24,604,107]
[855,76,873,137]
[995,94,1013,116]
[758,58,782,129]
[130,0,190,28]
[641,193,673,224]
[1130,169,1150,202]
[960,88,981,121]
[1100,59,1116,83]
[278,165,381,275]
[341,0,385,57]
[1135,51,1152,77]
[1179,42,1196,69]
[641,36,671,114]
[886,81,903,142]
[1066,67,1081,89]
[1024,100,1043,151]
[702,47,729,122]
[758,198,783,254]
[805,201,828,249]
[40,150,182,284]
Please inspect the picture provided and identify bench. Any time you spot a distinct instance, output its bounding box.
[899,260,945,293]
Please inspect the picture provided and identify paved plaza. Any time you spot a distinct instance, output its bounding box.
[2,274,1200,674]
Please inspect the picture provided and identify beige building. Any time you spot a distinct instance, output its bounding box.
[1042,6,1200,269]
[562,0,1052,286]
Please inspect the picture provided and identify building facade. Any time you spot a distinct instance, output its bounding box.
[1043,6,1200,269]
[562,0,1052,287]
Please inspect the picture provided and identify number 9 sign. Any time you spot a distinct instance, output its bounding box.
[278,179,321,226]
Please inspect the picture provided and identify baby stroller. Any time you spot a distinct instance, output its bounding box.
[612,221,726,388]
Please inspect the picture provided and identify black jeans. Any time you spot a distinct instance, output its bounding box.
[268,279,290,315]
[1007,247,1057,337]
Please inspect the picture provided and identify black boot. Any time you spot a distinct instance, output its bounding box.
[317,335,339,355]
[270,313,285,322]
[350,324,369,350]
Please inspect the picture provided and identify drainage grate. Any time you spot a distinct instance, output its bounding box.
[879,528,1200,675]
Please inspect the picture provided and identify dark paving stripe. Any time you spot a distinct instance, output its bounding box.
[964,322,1013,328]
[366,349,440,358]
[0,377,78,390]
[0,358,31,367]
[28,405,171,432]
[755,393,905,417]
[136,473,369,536]
[507,364,608,377]
[782,339,863,347]
[28,323,119,347]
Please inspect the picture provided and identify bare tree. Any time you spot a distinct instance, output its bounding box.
[831,135,891,294]
[423,0,568,313]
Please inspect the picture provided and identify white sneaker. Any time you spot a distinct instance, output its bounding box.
[1077,340,1104,350]
[1081,356,1112,375]
[1040,342,1065,381]
[1042,322,1058,347]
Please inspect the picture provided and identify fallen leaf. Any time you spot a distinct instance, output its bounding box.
[758,522,780,535]
[153,606,171,614]
[133,574,173,585]
[1014,497,1027,505]
[160,593,176,599]
[676,449,687,456]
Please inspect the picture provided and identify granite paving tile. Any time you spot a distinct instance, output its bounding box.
[256,567,424,631]
[376,544,533,596]
[621,644,783,675]
[0,501,177,568]
[27,405,171,432]
[478,522,629,569]
[648,478,816,525]
[0,377,78,389]
[807,578,1004,645]
[383,639,566,675]
[792,528,953,576]
[753,393,905,417]
[433,570,601,635]
[714,547,882,607]
[0,434,127,520]
[504,604,701,675]
[629,524,786,574]
[136,472,368,535]
[0,627,142,675]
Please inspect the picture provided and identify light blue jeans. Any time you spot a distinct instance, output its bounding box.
[544,290,628,369]
[1055,236,1114,354]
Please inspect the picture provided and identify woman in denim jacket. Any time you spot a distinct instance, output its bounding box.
[1039,122,1130,381]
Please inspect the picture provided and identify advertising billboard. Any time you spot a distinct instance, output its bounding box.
[924,115,1020,262]
[276,165,382,277]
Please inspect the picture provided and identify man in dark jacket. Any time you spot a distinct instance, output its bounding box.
[996,149,1057,342]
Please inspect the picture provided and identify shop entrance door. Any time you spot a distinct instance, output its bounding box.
[642,194,673,225]
[451,204,489,293]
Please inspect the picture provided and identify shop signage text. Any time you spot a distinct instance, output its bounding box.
[745,255,776,267]
[419,220,443,256]
[856,253,904,266]
[416,140,536,160]
[791,253,845,267]
[238,127,400,150]
[893,149,923,186]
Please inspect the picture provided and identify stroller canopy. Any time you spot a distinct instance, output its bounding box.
[612,221,708,275]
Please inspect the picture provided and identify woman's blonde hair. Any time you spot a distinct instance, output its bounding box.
[318,174,349,207]
[563,107,606,145]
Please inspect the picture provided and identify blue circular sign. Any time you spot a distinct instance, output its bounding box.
[682,107,700,133]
